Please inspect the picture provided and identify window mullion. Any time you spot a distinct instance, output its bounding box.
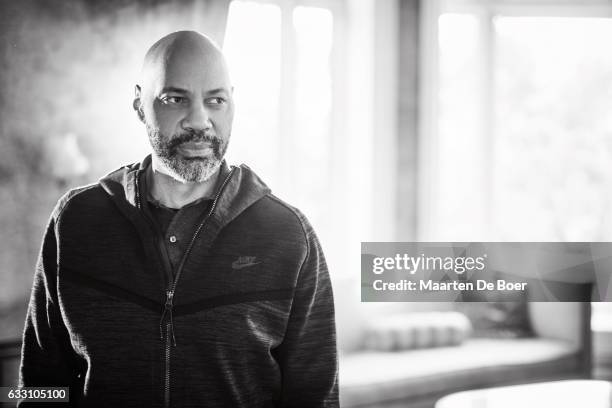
[278,0,297,197]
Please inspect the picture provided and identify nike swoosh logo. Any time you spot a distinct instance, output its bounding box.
[231,260,262,270]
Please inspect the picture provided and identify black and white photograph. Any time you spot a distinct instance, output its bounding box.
[0,0,611,407]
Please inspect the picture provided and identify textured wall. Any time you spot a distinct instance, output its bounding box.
[0,0,228,338]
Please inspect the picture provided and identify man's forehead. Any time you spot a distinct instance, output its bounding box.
[145,55,231,94]
[141,31,231,92]
[157,84,231,95]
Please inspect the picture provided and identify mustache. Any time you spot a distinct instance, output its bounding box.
[168,130,221,152]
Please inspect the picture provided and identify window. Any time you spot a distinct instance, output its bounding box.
[420,0,612,317]
[421,0,612,242]
[223,0,346,275]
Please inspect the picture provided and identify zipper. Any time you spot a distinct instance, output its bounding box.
[168,168,236,295]
[159,167,235,344]
[164,322,171,407]
[135,166,236,408]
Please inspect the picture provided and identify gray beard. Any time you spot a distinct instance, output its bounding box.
[158,155,223,183]
[146,124,228,183]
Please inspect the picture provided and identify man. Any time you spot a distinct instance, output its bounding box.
[19,31,338,408]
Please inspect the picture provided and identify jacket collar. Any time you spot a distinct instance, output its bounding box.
[98,155,271,231]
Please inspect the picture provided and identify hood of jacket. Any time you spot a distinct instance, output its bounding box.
[98,155,272,233]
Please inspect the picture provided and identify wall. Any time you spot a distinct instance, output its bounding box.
[0,0,228,338]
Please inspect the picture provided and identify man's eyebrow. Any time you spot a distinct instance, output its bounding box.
[205,88,230,95]
[159,87,189,94]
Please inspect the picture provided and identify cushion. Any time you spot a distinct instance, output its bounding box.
[458,271,534,338]
[340,338,581,408]
[458,302,534,338]
[363,311,472,351]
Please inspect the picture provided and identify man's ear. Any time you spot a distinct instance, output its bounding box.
[133,85,145,123]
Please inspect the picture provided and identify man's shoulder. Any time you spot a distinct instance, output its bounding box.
[260,193,307,220]
[53,159,143,219]
[52,181,108,220]
[246,193,316,238]
[231,163,312,233]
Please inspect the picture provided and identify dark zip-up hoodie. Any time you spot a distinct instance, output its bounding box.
[19,156,339,408]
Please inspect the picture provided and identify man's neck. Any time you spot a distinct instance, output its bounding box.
[147,160,220,209]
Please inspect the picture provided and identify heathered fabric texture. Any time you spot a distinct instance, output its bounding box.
[19,156,339,408]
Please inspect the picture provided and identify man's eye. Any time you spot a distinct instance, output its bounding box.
[206,97,226,105]
[161,96,187,104]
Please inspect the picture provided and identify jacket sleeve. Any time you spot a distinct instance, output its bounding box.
[275,216,339,408]
[19,206,81,405]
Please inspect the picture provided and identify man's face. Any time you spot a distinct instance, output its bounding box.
[137,49,234,183]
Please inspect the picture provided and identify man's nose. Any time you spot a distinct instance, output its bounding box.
[182,100,212,131]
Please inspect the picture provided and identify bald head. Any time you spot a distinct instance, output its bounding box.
[139,31,231,95]
[144,30,221,65]
[134,31,235,183]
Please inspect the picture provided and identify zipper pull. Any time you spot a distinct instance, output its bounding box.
[167,290,177,347]
[159,290,176,344]
[165,290,174,308]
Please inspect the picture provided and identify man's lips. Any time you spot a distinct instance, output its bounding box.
[177,140,213,156]
[181,140,211,149]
